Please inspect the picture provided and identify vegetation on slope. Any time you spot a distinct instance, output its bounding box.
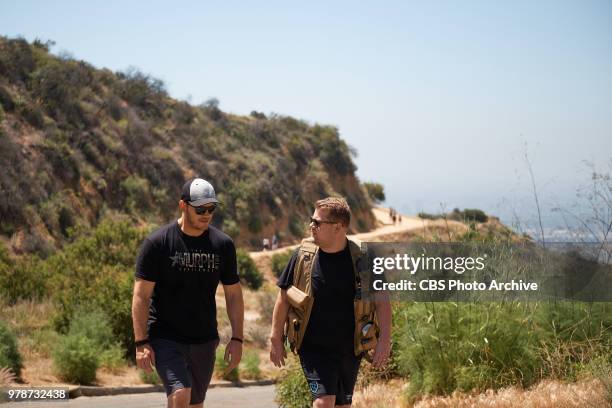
[0,36,376,254]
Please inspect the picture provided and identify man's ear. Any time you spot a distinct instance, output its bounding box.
[179,200,187,210]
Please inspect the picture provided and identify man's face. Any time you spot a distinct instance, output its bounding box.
[310,208,339,247]
[183,202,215,232]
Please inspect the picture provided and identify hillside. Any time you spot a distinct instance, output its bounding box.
[0,37,376,254]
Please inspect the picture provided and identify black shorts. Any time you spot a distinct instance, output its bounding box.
[150,337,218,405]
[299,349,362,405]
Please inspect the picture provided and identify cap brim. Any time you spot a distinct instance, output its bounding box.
[189,198,220,206]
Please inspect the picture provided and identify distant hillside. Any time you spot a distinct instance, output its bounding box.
[0,37,377,254]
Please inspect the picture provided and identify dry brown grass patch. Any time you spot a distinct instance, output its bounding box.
[413,379,610,408]
[353,379,406,408]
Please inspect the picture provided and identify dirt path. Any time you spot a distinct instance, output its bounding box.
[249,207,464,280]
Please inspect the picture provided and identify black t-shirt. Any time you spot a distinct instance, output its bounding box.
[277,242,355,354]
[135,222,239,343]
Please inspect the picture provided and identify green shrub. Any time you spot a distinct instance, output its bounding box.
[240,349,262,380]
[417,212,442,220]
[0,85,15,111]
[0,320,23,378]
[28,328,60,358]
[223,219,240,240]
[53,333,99,384]
[289,216,305,239]
[537,302,612,381]
[449,208,488,223]
[271,250,293,277]
[215,348,239,381]
[99,345,126,373]
[69,308,114,343]
[18,104,44,128]
[120,175,151,213]
[363,182,385,203]
[29,58,92,121]
[0,252,47,305]
[47,220,147,356]
[236,249,263,290]
[394,302,541,401]
[115,67,167,117]
[0,37,37,83]
[275,356,310,408]
[248,214,263,233]
[394,301,612,402]
[63,308,126,373]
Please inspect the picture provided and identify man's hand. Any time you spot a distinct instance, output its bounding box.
[371,336,391,368]
[224,339,243,376]
[136,344,156,373]
[269,336,287,367]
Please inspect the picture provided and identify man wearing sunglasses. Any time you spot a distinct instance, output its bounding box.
[270,197,392,408]
[132,177,244,408]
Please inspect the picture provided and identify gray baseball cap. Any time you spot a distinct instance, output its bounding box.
[181,178,220,206]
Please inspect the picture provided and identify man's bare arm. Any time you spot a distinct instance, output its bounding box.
[223,283,244,340]
[132,278,156,371]
[269,290,289,367]
[222,282,244,373]
[270,290,289,340]
[372,294,392,367]
[132,278,155,341]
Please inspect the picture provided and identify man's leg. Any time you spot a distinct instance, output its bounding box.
[333,353,362,407]
[150,338,194,408]
[168,388,192,408]
[185,339,219,408]
[313,395,336,408]
[299,350,340,408]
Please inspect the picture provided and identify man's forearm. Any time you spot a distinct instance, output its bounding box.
[226,289,244,339]
[132,295,150,341]
[270,290,289,340]
[375,298,392,341]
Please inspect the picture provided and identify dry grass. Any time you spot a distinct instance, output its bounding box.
[352,379,610,408]
[413,379,611,408]
[353,379,406,408]
[0,299,54,335]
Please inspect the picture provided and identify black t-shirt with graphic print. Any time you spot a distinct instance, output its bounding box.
[135,222,239,343]
[277,242,356,354]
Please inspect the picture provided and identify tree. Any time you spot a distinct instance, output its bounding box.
[363,182,385,203]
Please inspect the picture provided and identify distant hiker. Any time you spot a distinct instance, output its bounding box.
[272,234,279,250]
[263,238,270,251]
[392,214,397,224]
[132,177,244,408]
[269,197,392,408]
[398,214,402,223]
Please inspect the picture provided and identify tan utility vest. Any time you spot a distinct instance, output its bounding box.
[284,237,379,357]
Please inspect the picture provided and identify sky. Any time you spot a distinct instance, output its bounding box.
[2,0,611,234]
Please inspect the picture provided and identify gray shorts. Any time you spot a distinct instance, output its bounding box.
[150,337,219,404]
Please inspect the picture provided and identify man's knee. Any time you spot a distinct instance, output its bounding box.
[313,395,336,408]
[168,387,191,408]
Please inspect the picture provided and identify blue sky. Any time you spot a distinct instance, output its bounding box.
[2,0,611,231]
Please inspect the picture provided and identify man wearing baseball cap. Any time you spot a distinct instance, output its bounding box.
[132,177,244,408]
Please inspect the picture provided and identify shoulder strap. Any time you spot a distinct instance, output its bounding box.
[347,237,365,299]
[292,239,318,296]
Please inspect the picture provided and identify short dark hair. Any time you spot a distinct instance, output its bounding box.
[315,197,351,227]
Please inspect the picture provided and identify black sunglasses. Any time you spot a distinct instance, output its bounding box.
[190,203,217,215]
[310,217,337,228]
